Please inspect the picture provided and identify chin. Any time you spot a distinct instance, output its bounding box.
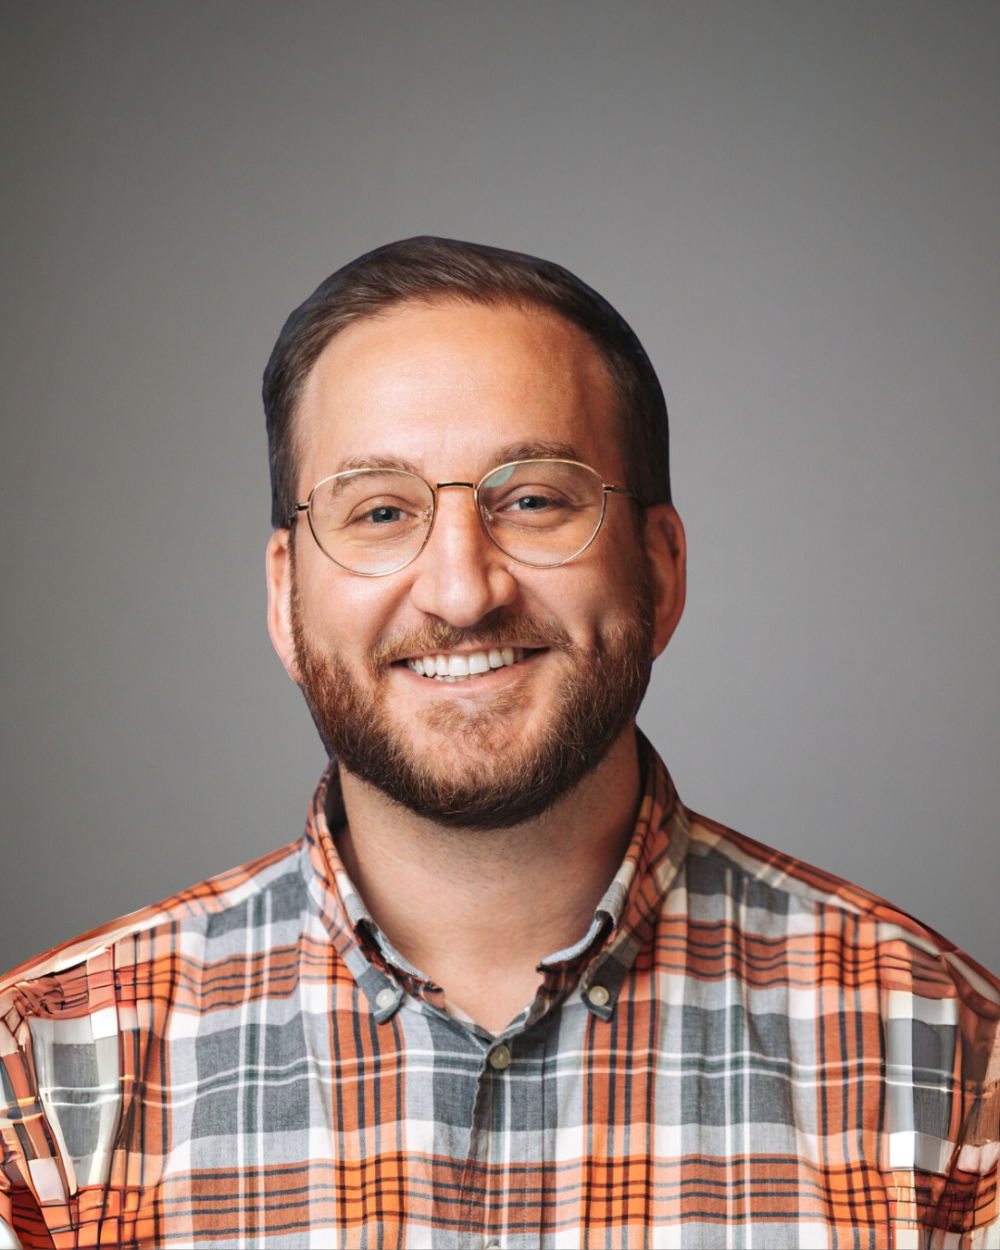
[419,729,543,782]
[413,687,533,741]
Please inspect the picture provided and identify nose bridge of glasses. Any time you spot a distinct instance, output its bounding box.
[429,480,487,535]
[431,481,482,524]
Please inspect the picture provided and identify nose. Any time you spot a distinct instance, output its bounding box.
[407,485,518,626]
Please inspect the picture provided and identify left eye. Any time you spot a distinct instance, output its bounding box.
[508,494,555,512]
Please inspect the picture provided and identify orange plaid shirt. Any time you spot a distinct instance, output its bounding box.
[1,741,998,1247]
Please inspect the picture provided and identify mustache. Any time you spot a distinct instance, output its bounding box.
[370,609,573,669]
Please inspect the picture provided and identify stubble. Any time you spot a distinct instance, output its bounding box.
[291,555,656,830]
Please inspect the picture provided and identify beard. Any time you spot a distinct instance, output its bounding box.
[291,561,656,831]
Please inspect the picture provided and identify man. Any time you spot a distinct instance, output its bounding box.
[0,239,996,1249]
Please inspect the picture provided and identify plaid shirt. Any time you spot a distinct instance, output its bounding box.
[1,741,997,1248]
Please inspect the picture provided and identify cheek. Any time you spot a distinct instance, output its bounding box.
[294,553,400,653]
[531,559,644,640]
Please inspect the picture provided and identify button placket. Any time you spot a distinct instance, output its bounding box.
[476,1044,511,1250]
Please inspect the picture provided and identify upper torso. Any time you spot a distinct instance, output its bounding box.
[1,746,997,1248]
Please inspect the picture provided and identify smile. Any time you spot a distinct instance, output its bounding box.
[404,647,531,682]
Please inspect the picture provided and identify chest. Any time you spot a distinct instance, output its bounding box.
[148,959,908,1248]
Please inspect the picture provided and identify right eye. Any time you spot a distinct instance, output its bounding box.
[339,496,425,530]
[364,505,405,524]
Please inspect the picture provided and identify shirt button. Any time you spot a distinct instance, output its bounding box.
[488,1044,512,1071]
[587,984,610,1007]
[375,987,397,1010]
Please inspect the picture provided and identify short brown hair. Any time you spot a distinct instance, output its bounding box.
[263,237,671,528]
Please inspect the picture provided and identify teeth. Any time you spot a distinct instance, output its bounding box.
[405,647,530,680]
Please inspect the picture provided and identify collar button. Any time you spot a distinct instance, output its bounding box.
[587,984,610,1008]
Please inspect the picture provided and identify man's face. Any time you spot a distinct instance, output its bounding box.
[267,300,685,828]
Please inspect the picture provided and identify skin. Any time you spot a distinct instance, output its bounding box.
[267,299,686,1033]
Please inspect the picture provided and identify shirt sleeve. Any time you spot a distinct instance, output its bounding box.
[942,949,1000,1247]
[0,950,125,1248]
[879,928,1000,1247]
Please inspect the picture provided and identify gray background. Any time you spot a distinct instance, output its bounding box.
[2,2,997,975]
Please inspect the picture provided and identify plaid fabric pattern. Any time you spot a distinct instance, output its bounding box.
[1,741,997,1248]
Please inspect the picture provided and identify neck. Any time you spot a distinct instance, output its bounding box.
[334,726,643,1034]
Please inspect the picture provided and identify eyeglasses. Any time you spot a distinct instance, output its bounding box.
[287,458,637,576]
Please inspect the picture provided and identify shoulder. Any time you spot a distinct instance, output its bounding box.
[678,803,1000,1008]
[0,838,304,998]
[0,839,310,1236]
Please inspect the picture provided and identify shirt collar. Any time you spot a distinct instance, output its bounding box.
[297,732,691,1022]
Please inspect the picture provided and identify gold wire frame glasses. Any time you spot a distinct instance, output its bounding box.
[287,458,636,577]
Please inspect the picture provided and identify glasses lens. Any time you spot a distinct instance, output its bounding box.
[308,470,434,575]
[478,460,606,566]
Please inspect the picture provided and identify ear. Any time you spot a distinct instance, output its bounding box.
[643,504,686,658]
[266,528,302,683]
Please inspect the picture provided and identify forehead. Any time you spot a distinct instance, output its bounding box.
[293,300,624,485]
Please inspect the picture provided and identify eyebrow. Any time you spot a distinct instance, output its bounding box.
[331,441,583,477]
